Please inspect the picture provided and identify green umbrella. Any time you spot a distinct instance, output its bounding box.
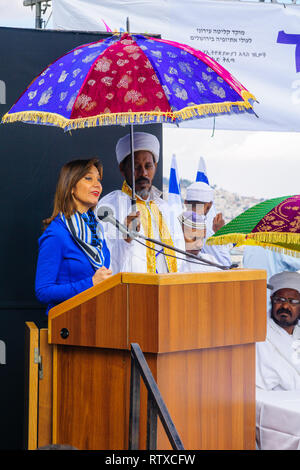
[206,195,300,256]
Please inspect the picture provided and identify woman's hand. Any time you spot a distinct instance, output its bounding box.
[124,211,141,243]
[92,266,112,285]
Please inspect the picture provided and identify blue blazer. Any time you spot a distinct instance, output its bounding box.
[35,216,96,315]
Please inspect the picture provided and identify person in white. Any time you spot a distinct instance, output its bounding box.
[243,246,300,281]
[178,211,222,272]
[97,132,185,273]
[256,271,300,391]
[243,245,300,311]
[184,181,232,267]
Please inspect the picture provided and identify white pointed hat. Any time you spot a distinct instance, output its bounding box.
[116,132,160,164]
[185,181,214,203]
[269,271,300,295]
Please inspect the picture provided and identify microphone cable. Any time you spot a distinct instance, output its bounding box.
[129,235,234,271]
[97,207,236,270]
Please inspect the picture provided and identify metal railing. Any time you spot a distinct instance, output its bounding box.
[128,343,184,450]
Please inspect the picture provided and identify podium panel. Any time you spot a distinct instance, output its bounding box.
[53,346,130,449]
[155,344,255,450]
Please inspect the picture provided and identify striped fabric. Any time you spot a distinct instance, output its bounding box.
[61,210,110,269]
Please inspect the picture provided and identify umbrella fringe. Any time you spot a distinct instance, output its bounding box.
[207,232,300,244]
[207,232,300,256]
[1,110,70,128]
[242,240,300,258]
[255,243,300,258]
[1,99,253,130]
[241,90,257,103]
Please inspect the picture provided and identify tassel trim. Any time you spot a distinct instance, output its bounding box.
[241,90,257,103]
[1,98,254,131]
[206,232,300,257]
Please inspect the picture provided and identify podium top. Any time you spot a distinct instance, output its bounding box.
[48,269,267,352]
[48,269,266,320]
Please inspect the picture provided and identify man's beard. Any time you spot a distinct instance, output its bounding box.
[136,187,150,199]
[135,178,152,200]
[271,306,299,328]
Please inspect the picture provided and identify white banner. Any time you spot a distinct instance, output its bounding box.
[52,0,300,132]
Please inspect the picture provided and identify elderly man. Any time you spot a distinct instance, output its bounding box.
[243,246,300,311]
[184,181,231,266]
[256,271,300,391]
[97,131,185,273]
[178,211,222,272]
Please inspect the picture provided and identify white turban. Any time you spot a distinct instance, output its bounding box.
[116,132,160,165]
[269,271,300,295]
[185,181,214,203]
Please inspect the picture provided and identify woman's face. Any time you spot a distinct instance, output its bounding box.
[72,165,102,213]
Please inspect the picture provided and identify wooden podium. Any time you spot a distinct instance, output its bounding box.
[26,270,266,450]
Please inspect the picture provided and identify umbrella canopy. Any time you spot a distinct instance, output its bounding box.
[206,195,300,256]
[1,32,257,131]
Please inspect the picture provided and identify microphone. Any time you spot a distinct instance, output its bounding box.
[97,205,132,238]
[97,206,233,270]
[97,205,115,221]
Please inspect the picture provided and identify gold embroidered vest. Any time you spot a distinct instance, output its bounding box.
[122,181,178,273]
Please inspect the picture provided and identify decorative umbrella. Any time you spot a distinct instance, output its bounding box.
[1,32,257,204]
[206,195,300,257]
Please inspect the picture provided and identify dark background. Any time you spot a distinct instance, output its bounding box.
[0,26,162,449]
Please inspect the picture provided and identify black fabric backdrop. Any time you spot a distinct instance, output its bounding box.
[0,26,162,449]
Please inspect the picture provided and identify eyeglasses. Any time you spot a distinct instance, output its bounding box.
[273,296,300,305]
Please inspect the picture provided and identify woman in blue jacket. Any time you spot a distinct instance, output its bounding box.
[35,158,112,314]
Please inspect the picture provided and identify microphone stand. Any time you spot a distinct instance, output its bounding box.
[129,229,234,270]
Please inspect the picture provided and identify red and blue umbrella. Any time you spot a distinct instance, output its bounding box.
[1,32,257,207]
[1,33,257,131]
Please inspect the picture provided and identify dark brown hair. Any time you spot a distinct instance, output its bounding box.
[43,158,103,229]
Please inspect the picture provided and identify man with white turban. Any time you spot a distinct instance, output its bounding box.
[178,211,222,272]
[184,181,231,267]
[256,271,300,391]
[97,132,185,273]
[243,245,300,311]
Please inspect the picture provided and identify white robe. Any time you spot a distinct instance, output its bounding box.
[256,318,300,391]
[179,252,222,273]
[243,246,300,280]
[97,186,186,273]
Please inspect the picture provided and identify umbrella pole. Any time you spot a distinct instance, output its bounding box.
[130,123,137,213]
[126,18,137,214]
